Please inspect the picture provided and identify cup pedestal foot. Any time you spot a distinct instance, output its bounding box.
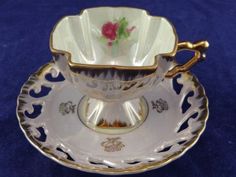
[78,96,148,134]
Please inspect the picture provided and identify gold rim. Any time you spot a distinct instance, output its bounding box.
[16,62,209,175]
[49,7,179,71]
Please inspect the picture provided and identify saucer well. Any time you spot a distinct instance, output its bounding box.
[16,61,208,175]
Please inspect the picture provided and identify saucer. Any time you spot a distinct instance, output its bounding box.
[16,61,209,175]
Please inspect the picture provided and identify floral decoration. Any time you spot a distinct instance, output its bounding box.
[101,17,135,46]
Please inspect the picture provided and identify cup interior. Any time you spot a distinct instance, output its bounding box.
[51,7,177,67]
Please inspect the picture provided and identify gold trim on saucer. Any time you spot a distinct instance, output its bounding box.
[16,61,209,175]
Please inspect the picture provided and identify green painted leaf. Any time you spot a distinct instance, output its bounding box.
[117,17,129,40]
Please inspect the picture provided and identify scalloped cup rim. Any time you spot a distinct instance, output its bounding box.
[49,7,179,71]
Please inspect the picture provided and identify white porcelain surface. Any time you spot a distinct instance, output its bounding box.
[52,7,176,66]
[16,61,208,175]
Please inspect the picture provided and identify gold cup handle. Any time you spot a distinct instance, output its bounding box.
[165,41,209,78]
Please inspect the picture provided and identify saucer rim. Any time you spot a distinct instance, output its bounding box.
[16,61,209,175]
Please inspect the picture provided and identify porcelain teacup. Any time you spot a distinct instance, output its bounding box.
[50,7,209,134]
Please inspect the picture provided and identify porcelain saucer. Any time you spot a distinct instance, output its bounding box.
[16,61,208,175]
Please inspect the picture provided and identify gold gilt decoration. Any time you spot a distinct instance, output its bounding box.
[151,99,168,113]
[97,119,130,128]
[16,62,209,174]
[101,137,125,152]
[59,101,76,115]
[166,41,209,77]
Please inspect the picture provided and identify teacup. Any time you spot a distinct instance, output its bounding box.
[50,7,209,134]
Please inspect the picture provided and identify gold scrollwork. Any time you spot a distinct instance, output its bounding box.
[101,137,125,152]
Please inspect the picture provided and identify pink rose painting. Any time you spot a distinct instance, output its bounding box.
[101,17,135,46]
